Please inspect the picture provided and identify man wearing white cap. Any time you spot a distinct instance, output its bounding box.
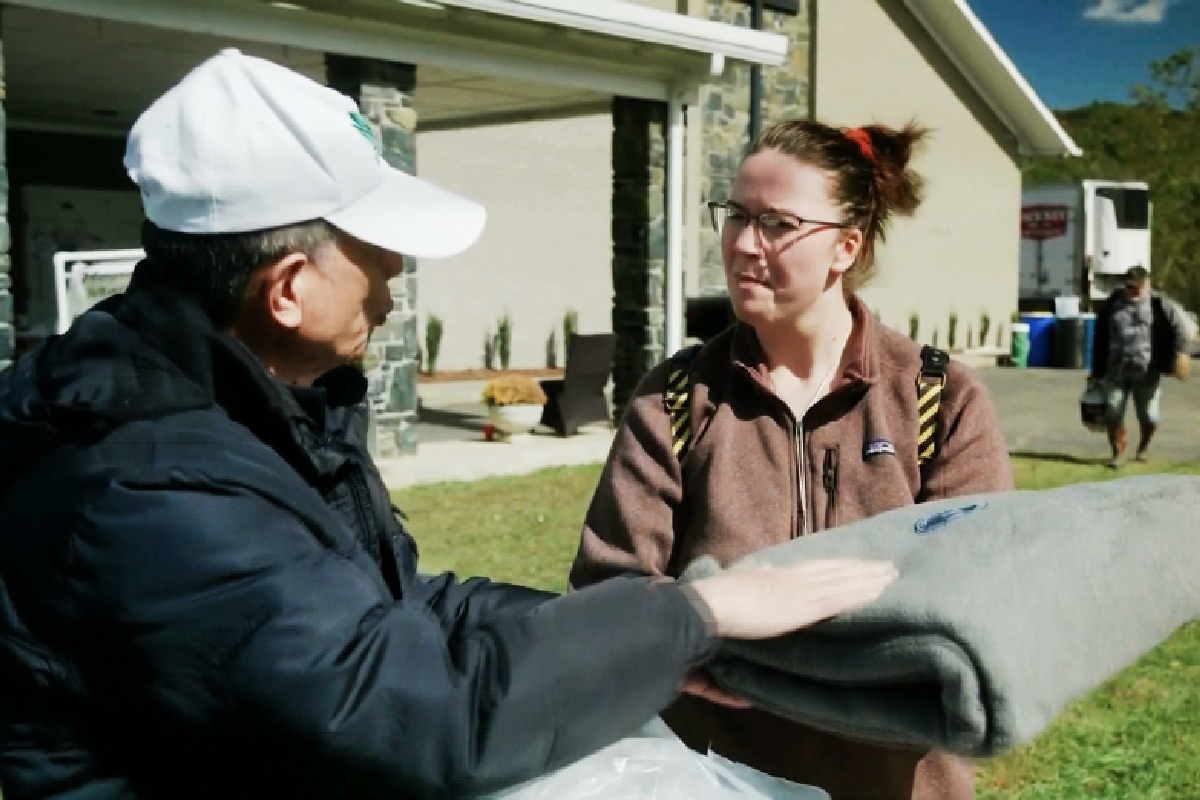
[0,50,894,799]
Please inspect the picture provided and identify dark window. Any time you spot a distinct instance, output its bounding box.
[732,0,800,14]
[1096,187,1150,230]
[686,295,736,342]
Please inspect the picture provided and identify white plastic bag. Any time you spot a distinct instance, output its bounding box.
[484,718,829,800]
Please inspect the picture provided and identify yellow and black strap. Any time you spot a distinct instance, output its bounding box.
[668,343,947,468]
[917,345,950,466]
[664,345,702,466]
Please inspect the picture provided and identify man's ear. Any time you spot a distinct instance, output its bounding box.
[831,228,863,276]
[253,251,311,330]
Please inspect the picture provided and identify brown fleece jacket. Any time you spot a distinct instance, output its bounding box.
[570,297,1013,800]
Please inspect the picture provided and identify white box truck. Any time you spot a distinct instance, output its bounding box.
[1019,180,1152,307]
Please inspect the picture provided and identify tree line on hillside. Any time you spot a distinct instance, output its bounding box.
[1022,47,1200,312]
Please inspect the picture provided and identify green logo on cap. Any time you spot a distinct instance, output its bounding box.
[350,111,380,152]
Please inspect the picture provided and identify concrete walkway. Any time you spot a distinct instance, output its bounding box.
[379,366,1200,489]
[377,425,614,488]
[376,378,614,489]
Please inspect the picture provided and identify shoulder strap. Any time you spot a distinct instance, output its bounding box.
[668,342,949,467]
[664,344,702,467]
[917,345,950,466]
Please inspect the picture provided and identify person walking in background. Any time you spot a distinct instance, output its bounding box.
[1090,265,1191,468]
[570,117,1012,800]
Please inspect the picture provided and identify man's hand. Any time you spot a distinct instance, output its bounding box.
[1175,351,1190,381]
[688,559,897,640]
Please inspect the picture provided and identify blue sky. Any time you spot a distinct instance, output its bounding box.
[967,0,1200,110]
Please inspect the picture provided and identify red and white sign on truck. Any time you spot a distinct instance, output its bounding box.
[1021,204,1069,241]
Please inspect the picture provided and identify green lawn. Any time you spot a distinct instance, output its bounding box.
[395,456,1200,799]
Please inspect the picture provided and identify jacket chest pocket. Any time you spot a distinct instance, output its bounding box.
[848,447,920,522]
[809,426,919,531]
[820,446,839,530]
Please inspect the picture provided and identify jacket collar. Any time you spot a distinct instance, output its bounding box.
[728,294,881,396]
[52,262,366,479]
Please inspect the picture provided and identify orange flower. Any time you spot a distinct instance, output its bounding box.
[481,375,547,406]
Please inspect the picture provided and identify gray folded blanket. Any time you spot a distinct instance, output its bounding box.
[681,474,1200,758]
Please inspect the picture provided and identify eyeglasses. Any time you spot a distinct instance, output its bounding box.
[707,201,848,238]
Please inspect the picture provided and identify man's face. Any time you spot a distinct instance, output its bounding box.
[1125,276,1148,300]
[293,232,403,374]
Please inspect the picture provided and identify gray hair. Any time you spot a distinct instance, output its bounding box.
[140,219,338,326]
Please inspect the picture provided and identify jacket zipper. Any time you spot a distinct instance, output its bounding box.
[346,467,375,550]
[348,465,402,596]
[733,365,854,539]
[794,423,808,536]
[822,447,839,530]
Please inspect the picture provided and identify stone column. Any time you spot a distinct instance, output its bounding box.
[611,97,668,419]
[0,36,12,371]
[326,56,420,457]
[698,0,810,293]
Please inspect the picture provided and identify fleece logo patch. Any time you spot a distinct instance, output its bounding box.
[914,503,988,536]
[864,439,896,458]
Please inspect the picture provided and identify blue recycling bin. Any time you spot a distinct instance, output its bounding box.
[1020,312,1056,368]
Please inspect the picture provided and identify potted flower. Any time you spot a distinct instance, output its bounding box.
[481,374,547,438]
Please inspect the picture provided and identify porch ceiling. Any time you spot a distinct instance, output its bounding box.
[2,0,787,135]
[1,6,611,136]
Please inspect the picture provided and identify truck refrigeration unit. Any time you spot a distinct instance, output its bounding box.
[1018,180,1151,310]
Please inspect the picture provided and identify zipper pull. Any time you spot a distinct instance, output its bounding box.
[822,449,837,492]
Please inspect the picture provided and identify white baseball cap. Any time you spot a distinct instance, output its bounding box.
[124,48,485,259]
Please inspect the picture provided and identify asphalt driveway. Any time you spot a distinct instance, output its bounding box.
[978,367,1200,464]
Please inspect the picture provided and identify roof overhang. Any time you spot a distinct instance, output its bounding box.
[902,0,1082,157]
[5,0,788,105]
[435,0,789,67]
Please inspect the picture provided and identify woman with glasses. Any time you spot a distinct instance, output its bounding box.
[569,119,1012,800]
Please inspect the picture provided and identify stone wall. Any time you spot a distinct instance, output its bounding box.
[610,97,667,418]
[0,38,12,371]
[609,5,812,412]
[698,0,811,293]
[326,56,421,458]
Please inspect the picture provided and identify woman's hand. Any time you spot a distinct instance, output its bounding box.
[688,558,897,640]
[681,669,754,709]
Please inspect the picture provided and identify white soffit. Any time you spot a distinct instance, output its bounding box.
[5,0,789,103]
[904,0,1081,156]
[430,0,789,68]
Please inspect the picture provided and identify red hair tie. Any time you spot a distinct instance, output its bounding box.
[846,128,874,164]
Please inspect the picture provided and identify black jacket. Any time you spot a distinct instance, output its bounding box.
[1092,289,1188,381]
[0,265,713,799]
